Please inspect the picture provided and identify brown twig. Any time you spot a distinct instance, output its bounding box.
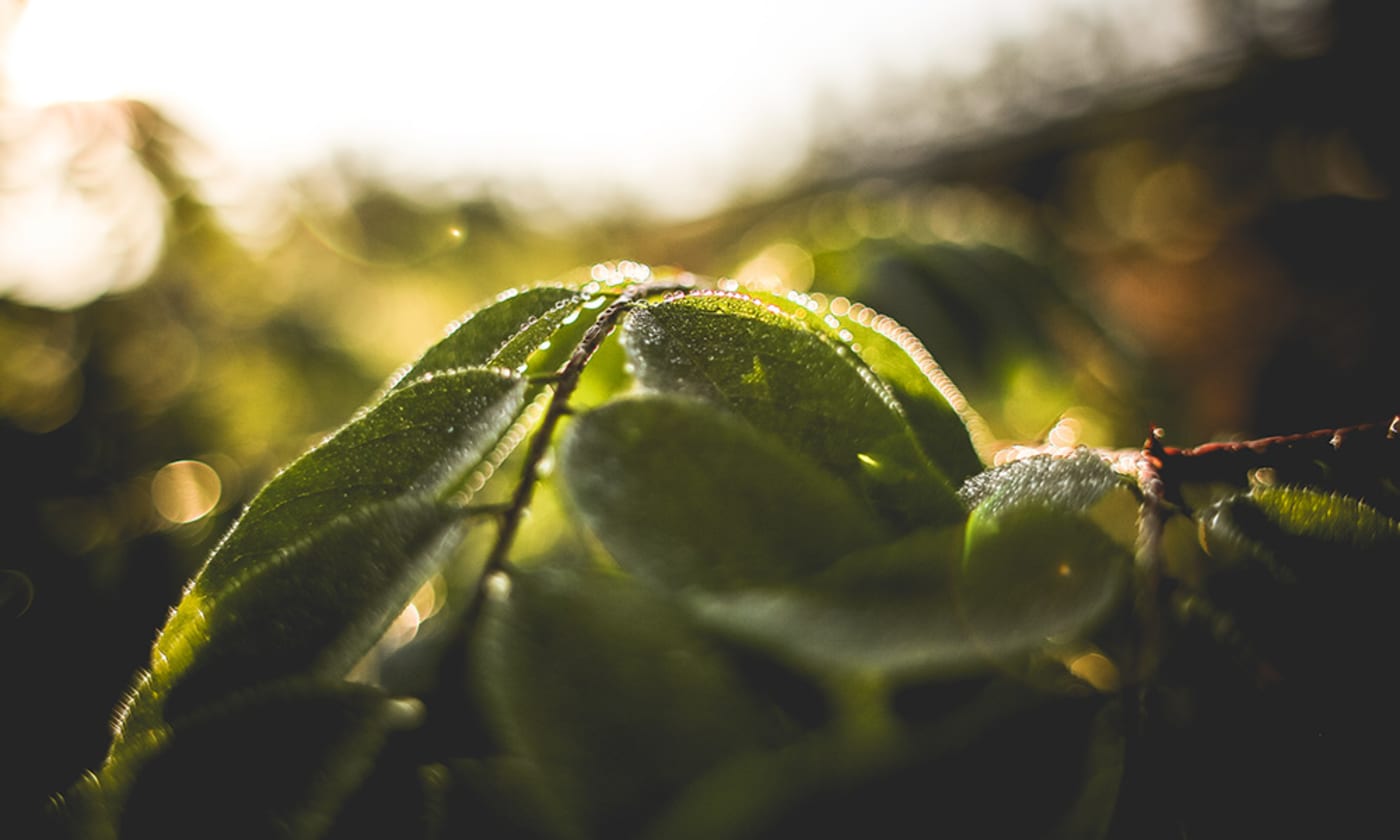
[1148,414,1400,489]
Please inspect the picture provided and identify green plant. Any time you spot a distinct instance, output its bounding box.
[50,263,1399,839]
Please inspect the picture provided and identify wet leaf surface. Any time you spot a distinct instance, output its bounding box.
[623,293,963,530]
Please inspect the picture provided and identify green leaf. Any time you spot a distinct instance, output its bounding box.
[117,680,422,840]
[142,497,466,725]
[646,684,1118,840]
[196,368,525,595]
[475,564,789,838]
[959,503,1130,653]
[746,289,983,483]
[559,393,887,592]
[690,526,994,680]
[1194,486,1400,681]
[622,292,963,530]
[386,285,590,388]
[1201,486,1400,565]
[958,450,1129,518]
[949,453,1134,654]
[110,368,524,766]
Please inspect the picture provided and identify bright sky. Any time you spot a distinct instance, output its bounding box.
[2,0,1184,216]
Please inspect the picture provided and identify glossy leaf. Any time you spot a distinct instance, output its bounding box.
[110,367,526,767]
[622,292,963,529]
[559,393,887,592]
[196,368,525,595]
[748,290,983,483]
[118,681,422,840]
[140,498,467,727]
[386,286,589,389]
[475,564,789,838]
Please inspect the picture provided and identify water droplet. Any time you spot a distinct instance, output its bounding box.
[538,340,552,351]
[486,572,512,601]
[561,308,582,325]
[583,295,608,310]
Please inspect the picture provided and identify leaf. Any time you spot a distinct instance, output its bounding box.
[558,393,887,592]
[943,453,1135,654]
[1200,486,1400,566]
[117,680,422,840]
[110,367,525,766]
[475,564,790,838]
[690,526,994,680]
[959,503,1131,653]
[745,289,983,483]
[622,292,963,530]
[1194,486,1400,681]
[152,498,467,723]
[196,368,525,595]
[958,450,1129,518]
[646,684,1118,840]
[386,286,590,388]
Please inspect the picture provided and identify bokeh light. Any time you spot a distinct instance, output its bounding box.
[151,460,222,525]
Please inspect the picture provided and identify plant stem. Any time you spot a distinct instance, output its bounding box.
[1150,414,1399,490]
[462,280,694,623]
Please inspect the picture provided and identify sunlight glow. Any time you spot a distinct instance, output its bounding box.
[2,0,1172,217]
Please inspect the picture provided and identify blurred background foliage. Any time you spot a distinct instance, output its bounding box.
[1,0,1396,827]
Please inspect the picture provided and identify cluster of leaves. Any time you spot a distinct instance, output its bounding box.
[51,267,1398,839]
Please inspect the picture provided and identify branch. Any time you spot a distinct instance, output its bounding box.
[1148,415,1400,488]
[463,279,695,622]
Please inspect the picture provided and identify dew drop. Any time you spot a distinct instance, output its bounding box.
[584,295,608,310]
[561,308,582,325]
[486,572,512,601]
